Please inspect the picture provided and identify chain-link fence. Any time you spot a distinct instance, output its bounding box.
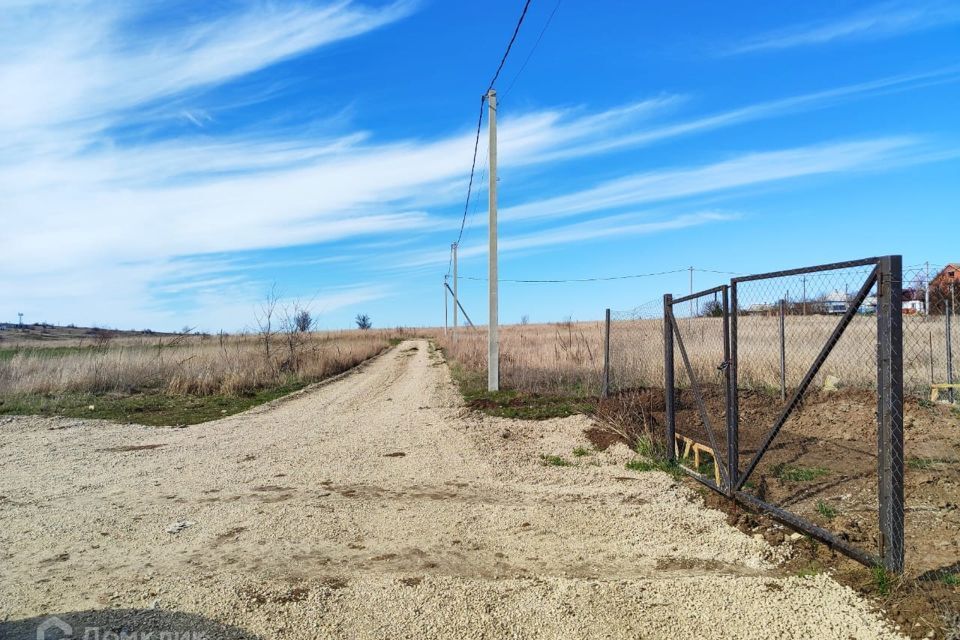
[729,259,893,568]
[597,256,958,634]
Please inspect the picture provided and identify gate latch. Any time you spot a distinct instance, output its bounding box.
[717,360,730,372]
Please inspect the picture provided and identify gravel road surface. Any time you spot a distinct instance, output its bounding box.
[0,340,903,639]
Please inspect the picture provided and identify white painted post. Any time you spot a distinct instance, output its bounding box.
[487,89,499,392]
[452,243,459,342]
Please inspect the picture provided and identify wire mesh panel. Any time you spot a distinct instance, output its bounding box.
[667,286,732,492]
[608,300,664,392]
[730,257,901,570]
[897,264,960,621]
[602,300,666,448]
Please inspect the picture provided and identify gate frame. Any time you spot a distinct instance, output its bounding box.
[664,256,904,572]
[663,285,733,494]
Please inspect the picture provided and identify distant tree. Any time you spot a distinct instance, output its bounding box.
[520,315,529,325]
[255,284,280,365]
[181,325,194,335]
[355,313,372,330]
[700,300,724,317]
[294,309,312,332]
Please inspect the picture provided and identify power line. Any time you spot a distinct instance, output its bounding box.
[459,268,689,283]
[450,0,534,269]
[486,0,533,92]
[455,267,754,284]
[694,267,746,276]
[502,0,561,98]
[452,98,486,253]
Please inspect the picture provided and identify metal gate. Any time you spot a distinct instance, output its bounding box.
[663,285,734,494]
[663,256,904,572]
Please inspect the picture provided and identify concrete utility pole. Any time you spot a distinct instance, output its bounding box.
[802,277,807,316]
[452,243,459,341]
[487,89,499,392]
[443,276,449,336]
[688,266,694,317]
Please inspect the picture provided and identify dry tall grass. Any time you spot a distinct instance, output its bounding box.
[436,314,957,398]
[0,329,405,397]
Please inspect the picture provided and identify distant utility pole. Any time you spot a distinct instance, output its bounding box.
[688,266,694,317]
[925,261,930,317]
[802,277,807,316]
[452,243,459,341]
[17,312,23,327]
[487,89,499,392]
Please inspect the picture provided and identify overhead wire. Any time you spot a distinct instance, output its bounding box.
[458,268,689,283]
[449,0,534,274]
[455,267,755,284]
[502,0,561,99]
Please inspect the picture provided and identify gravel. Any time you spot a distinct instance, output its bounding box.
[0,340,903,639]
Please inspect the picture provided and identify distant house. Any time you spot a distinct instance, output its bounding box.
[927,263,959,314]
[903,300,925,315]
[930,263,960,294]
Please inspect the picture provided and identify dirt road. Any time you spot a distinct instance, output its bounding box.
[0,340,902,639]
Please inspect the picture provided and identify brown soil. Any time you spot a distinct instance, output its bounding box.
[584,426,624,450]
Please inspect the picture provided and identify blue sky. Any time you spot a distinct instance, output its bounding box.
[1,0,958,332]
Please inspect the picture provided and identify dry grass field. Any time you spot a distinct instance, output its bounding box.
[436,313,958,398]
[0,328,411,424]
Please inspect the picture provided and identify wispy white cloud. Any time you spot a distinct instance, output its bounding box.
[1,0,954,329]
[0,0,417,136]
[540,67,960,160]
[454,211,736,262]
[728,1,960,54]
[502,137,923,223]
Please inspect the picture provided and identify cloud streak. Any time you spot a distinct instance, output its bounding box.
[501,137,922,223]
[728,1,960,54]
[1,1,954,329]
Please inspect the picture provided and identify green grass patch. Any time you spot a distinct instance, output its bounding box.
[540,454,571,467]
[0,379,311,427]
[625,459,655,472]
[0,345,114,361]
[771,463,829,482]
[796,563,823,578]
[872,565,893,596]
[940,573,960,586]
[815,500,838,520]
[625,457,682,478]
[448,362,594,420]
[633,436,664,458]
[572,446,592,457]
[907,457,935,470]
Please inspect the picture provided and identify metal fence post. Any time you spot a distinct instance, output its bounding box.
[779,299,787,401]
[602,308,611,398]
[729,283,739,497]
[664,294,675,462]
[947,300,954,403]
[877,255,905,573]
[722,285,735,495]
